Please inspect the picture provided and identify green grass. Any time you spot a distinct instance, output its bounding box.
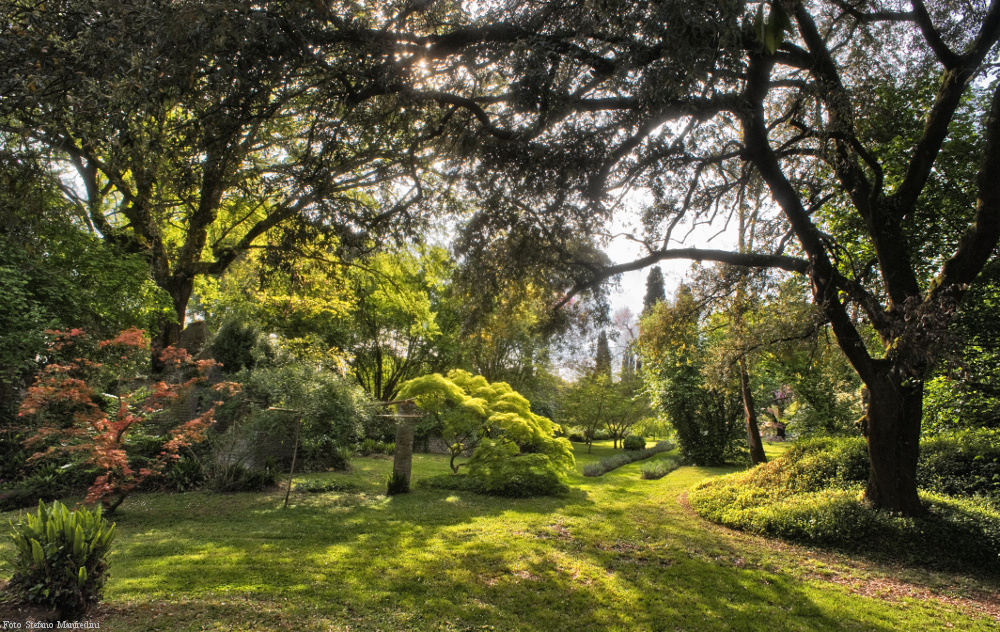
[1,441,997,631]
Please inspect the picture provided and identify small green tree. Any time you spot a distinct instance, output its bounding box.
[640,288,748,466]
[399,370,574,487]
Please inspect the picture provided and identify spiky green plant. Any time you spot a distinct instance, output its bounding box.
[6,500,116,618]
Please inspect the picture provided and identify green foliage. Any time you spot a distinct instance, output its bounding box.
[594,331,612,376]
[165,457,206,493]
[299,437,351,472]
[918,429,1000,497]
[386,471,409,495]
[212,320,269,374]
[640,291,750,466]
[561,372,650,450]
[642,267,666,315]
[623,436,646,451]
[639,457,682,480]
[348,246,455,402]
[215,362,376,472]
[400,370,575,486]
[691,481,1000,575]
[582,441,675,477]
[360,438,379,457]
[690,436,1000,573]
[767,433,1000,499]
[462,439,570,497]
[0,163,172,419]
[5,500,115,617]
[210,459,279,493]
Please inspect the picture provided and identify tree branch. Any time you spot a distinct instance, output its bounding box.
[910,0,961,69]
[929,79,1000,302]
[554,248,808,309]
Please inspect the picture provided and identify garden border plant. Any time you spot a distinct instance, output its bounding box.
[5,500,115,618]
[582,441,675,477]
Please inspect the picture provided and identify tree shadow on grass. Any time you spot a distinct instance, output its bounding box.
[75,453,996,632]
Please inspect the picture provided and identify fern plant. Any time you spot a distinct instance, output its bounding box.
[6,500,116,618]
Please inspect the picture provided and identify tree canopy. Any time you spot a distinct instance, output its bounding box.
[334,0,1000,515]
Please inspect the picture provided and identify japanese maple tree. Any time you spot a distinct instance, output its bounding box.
[19,328,237,513]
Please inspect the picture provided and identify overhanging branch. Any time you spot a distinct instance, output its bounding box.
[554,248,808,309]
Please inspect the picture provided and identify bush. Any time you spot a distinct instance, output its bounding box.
[5,501,115,618]
[360,438,379,456]
[640,457,682,480]
[300,436,350,472]
[214,363,375,471]
[166,456,206,492]
[670,387,749,466]
[583,441,675,477]
[688,436,1000,574]
[623,435,646,451]
[568,432,586,443]
[423,463,569,498]
[461,438,572,497]
[209,458,279,493]
[918,428,1000,497]
[212,320,269,373]
[768,432,1000,498]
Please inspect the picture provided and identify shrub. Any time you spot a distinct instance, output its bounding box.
[688,436,1000,574]
[17,328,235,513]
[765,432,1000,498]
[423,464,569,498]
[640,457,681,480]
[918,428,1000,497]
[211,320,267,373]
[6,501,115,618]
[400,370,575,485]
[300,436,350,472]
[568,432,586,443]
[214,363,375,471]
[166,456,205,492]
[209,458,278,493]
[623,435,646,451]
[583,441,675,477]
[360,438,379,456]
[0,488,49,513]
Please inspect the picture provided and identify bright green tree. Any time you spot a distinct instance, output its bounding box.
[399,370,574,485]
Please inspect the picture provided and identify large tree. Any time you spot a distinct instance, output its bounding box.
[0,0,437,362]
[360,0,1000,515]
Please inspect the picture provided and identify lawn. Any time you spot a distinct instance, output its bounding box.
[1,441,997,631]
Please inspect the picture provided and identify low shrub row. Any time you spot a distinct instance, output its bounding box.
[582,441,675,477]
[640,457,682,480]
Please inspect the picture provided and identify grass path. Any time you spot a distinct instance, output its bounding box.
[2,441,998,631]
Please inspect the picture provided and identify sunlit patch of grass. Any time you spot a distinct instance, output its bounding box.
[1,443,997,631]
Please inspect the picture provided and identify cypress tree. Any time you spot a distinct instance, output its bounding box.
[643,267,666,315]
